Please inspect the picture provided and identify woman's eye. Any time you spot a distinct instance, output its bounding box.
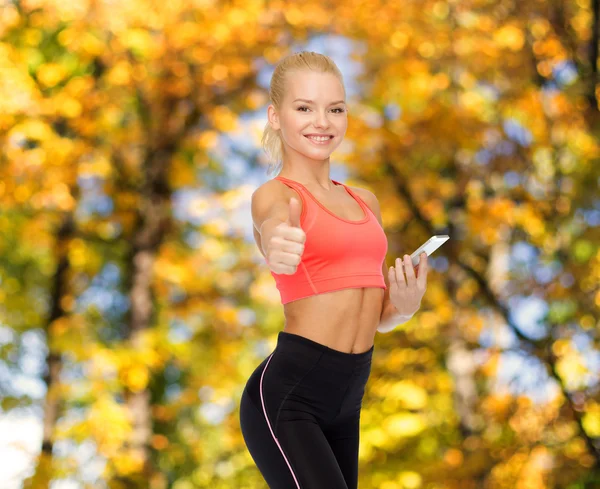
[296,106,345,113]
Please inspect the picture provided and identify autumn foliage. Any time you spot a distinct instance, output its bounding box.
[0,1,599,488]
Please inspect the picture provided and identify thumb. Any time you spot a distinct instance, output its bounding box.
[287,197,302,228]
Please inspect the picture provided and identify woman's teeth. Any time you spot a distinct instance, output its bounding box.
[305,135,333,144]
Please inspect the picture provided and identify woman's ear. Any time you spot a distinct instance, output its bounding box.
[268,104,280,131]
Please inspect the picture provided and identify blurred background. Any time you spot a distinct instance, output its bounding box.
[0,0,599,488]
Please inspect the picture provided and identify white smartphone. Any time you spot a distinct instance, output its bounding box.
[410,235,450,268]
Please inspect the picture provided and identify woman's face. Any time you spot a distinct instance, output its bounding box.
[268,70,348,161]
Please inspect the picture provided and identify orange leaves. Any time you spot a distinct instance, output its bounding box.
[208,105,239,133]
[481,349,500,377]
[481,392,513,423]
[106,60,132,87]
[493,25,526,51]
[444,447,464,467]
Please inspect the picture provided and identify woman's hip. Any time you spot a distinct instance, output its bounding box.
[243,331,373,427]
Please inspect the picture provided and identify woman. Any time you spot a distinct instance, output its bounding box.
[239,51,428,489]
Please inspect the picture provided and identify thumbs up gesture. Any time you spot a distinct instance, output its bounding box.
[266,198,307,275]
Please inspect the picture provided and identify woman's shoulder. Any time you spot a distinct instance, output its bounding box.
[347,185,382,225]
[347,185,377,207]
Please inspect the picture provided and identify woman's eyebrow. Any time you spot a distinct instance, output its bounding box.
[292,98,346,105]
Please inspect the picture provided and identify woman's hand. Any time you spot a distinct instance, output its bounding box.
[388,252,428,317]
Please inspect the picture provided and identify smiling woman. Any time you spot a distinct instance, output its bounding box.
[239,50,423,489]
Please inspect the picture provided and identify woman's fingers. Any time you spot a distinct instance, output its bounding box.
[403,255,417,283]
[417,253,428,289]
[394,257,406,287]
[391,253,429,291]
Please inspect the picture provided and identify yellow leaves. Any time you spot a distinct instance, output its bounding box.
[364,426,388,449]
[515,204,546,240]
[154,257,194,286]
[459,90,490,116]
[568,129,600,159]
[383,412,426,439]
[385,380,428,410]
[564,436,587,459]
[115,331,166,391]
[0,44,40,114]
[121,28,158,58]
[199,236,226,259]
[89,347,119,380]
[380,471,423,489]
[283,7,304,26]
[397,471,423,489]
[198,130,219,149]
[250,271,280,305]
[209,105,238,132]
[106,60,132,86]
[582,401,600,437]
[494,25,525,51]
[210,23,234,45]
[113,450,146,476]
[589,301,600,329]
[390,30,409,51]
[10,119,54,142]
[86,394,132,453]
[1,3,20,31]
[556,352,589,391]
[48,314,88,358]
[245,89,268,110]
[530,19,551,39]
[85,331,167,393]
[68,238,100,270]
[23,28,43,47]
[80,32,106,57]
[169,155,196,187]
[57,29,105,57]
[481,350,500,377]
[121,363,150,392]
[37,62,68,89]
[79,154,112,179]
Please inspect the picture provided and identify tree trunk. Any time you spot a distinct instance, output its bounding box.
[25,213,75,489]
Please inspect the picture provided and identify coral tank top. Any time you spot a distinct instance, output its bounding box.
[269,176,388,304]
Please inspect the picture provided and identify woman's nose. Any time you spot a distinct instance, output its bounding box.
[314,111,330,127]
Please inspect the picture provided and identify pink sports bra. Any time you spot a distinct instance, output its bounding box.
[268,176,388,304]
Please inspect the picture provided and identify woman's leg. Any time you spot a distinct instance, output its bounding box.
[240,387,301,488]
[322,358,372,489]
[240,353,350,489]
[322,413,361,489]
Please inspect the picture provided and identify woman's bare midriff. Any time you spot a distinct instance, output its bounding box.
[254,177,386,354]
[281,287,385,354]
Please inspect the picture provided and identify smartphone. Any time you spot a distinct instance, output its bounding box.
[410,235,450,268]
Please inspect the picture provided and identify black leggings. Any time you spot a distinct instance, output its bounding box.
[239,331,374,489]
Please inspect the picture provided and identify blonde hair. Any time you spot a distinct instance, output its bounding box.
[262,51,346,176]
